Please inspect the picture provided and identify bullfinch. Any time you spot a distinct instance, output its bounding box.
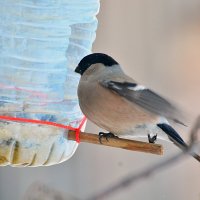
[75,53,200,162]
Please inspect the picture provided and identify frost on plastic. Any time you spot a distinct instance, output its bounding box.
[0,0,99,166]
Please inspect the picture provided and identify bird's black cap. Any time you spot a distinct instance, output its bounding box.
[75,53,118,75]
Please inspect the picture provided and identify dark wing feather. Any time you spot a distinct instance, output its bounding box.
[100,80,185,125]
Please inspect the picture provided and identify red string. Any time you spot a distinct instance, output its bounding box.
[0,115,87,143]
[75,116,87,143]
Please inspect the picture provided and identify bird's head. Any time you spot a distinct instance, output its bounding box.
[75,53,118,75]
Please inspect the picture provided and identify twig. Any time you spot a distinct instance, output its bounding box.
[85,116,200,200]
[86,152,186,200]
[190,115,200,144]
[68,130,163,155]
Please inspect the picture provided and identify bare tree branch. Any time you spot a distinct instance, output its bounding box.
[68,130,163,155]
[86,116,200,200]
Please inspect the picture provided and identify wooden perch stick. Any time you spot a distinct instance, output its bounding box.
[68,130,163,155]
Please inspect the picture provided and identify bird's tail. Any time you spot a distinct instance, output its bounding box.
[157,123,200,162]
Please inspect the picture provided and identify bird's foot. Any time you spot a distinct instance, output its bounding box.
[148,134,157,143]
[99,132,118,144]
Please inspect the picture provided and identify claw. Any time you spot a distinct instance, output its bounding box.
[148,134,157,144]
[98,132,118,144]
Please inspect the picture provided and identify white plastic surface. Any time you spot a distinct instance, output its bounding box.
[0,0,99,166]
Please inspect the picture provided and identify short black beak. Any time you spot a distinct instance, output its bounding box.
[75,66,80,74]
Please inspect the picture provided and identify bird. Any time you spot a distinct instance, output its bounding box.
[75,53,200,162]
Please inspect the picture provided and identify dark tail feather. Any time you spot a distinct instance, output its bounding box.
[157,123,200,162]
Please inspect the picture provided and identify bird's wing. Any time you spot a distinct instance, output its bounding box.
[100,80,185,125]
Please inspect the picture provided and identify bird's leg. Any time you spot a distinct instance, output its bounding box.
[148,133,157,144]
[99,132,118,144]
